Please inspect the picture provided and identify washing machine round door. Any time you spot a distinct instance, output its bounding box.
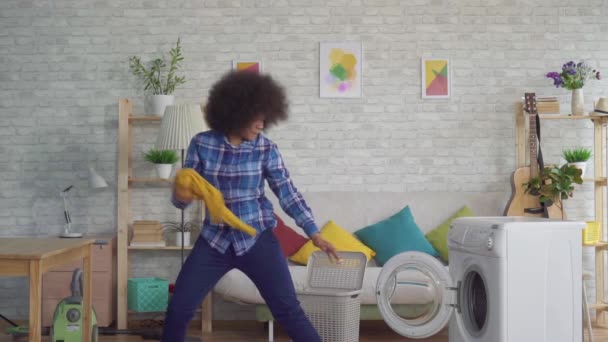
[376,251,454,339]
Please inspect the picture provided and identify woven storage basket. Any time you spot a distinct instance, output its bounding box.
[297,251,367,342]
[127,277,169,312]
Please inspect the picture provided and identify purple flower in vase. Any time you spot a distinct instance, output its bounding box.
[546,72,563,88]
[547,60,601,90]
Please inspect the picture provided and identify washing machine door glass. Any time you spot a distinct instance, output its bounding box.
[376,251,454,339]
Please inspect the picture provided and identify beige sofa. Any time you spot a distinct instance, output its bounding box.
[213,191,506,339]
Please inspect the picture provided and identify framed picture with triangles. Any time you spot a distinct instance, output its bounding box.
[421,58,450,99]
[232,60,262,74]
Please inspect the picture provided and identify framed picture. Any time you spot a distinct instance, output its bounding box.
[421,58,450,99]
[232,60,262,73]
[319,42,362,98]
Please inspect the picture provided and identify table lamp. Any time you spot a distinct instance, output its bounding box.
[60,166,108,238]
[156,104,207,263]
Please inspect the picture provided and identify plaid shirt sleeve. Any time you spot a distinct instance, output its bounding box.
[171,135,204,210]
[265,143,320,237]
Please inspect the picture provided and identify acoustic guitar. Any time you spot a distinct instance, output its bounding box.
[503,93,564,219]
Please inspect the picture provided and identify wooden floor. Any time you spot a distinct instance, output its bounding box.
[4,320,607,341]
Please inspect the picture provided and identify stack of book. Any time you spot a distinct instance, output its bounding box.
[536,96,560,114]
[130,220,165,247]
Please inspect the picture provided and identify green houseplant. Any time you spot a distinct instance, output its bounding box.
[129,38,186,116]
[562,147,592,178]
[144,149,179,179]
[524,163,583,219]
[162,220,199,248]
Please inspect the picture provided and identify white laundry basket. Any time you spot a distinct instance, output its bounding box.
[297,251,367,342]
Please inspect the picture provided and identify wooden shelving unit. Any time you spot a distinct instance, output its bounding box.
[117,98,212,333]
[515,104,608,324]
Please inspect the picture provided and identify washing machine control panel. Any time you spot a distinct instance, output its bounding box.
[449,225,500,256]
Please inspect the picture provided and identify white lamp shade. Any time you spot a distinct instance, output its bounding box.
[156,104,207,150]
[88,166,108,189]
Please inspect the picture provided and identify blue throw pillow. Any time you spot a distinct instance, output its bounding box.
[354,206,439,266]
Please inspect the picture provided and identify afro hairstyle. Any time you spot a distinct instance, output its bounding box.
[204,71,289,135]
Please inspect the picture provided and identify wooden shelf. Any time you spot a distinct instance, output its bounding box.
[128,177,171,185]
[584,242,608,249]
[539,114,607,121]
[128,245,193,250]
[128,308,201,314]
[118,98,209,334]
[128,115,161,123]
[583,177,608,185]
[590,303,608,310]
[516,101,608,324]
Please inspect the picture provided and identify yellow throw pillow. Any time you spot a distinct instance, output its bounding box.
[289,220,376,265]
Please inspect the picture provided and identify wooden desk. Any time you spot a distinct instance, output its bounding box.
[0,238,94,342]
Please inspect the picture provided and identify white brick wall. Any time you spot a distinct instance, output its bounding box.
[1,0,607,321]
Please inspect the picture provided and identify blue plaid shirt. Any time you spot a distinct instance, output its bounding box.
[172,130,319,255]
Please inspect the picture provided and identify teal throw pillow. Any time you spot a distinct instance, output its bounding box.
[354,206,439,266]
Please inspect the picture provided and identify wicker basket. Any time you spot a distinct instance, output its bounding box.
[297,251,367,342]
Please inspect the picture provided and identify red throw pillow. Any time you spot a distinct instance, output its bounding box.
[272,214,309,257]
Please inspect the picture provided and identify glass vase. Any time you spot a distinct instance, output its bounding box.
[571,88,585,116]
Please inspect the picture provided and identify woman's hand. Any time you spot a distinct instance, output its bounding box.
[311,233,340,263]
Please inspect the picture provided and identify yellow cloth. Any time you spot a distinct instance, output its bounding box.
[289,220,375,265]
[174,168,257,237]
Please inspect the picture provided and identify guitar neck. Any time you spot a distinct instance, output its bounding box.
[529,112,539,177]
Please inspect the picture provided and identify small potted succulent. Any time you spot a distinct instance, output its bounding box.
[524,163,583,220]
[562,147,592,178]
[144,149,179,179]
[129,38,186,116]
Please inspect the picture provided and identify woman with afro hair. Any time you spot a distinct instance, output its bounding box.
[162,71,338,342]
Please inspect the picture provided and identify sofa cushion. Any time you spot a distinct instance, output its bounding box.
[354,205,439,266]
[272,214,309,257]
[425,206,474,263]
[289,220,376,265]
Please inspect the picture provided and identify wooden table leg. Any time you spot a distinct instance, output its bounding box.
[29,260,42,342]
[202,293,213,334]
[82,244,93,342]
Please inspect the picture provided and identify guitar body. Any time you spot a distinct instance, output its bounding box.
[504,166,544,217]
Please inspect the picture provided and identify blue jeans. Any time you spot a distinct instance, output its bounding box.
[161,229,321,342]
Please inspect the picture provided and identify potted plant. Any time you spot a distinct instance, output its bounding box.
[129,38,186,116]
[162,220,199,247]
[546,61,601,115]
[562,147,592,178]
[144,149,179,179]
[524,163,583,220]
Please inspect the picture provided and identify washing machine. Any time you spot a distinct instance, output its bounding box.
[376,216,585,341]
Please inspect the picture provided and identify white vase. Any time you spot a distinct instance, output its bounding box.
[569,161,587,178]
[175,231,190,247]
[571,89,585,116]
[145,95,175,116]
[155,164,173,179]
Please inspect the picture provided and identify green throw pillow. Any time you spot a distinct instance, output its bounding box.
[425,206,475,264]
[354,206,439,266]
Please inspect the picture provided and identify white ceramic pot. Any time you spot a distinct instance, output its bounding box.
[571,89,584,116]
[175,231,190,247]
[156,164,173,179]
[569,161,587,178]
[145,95,175,116]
